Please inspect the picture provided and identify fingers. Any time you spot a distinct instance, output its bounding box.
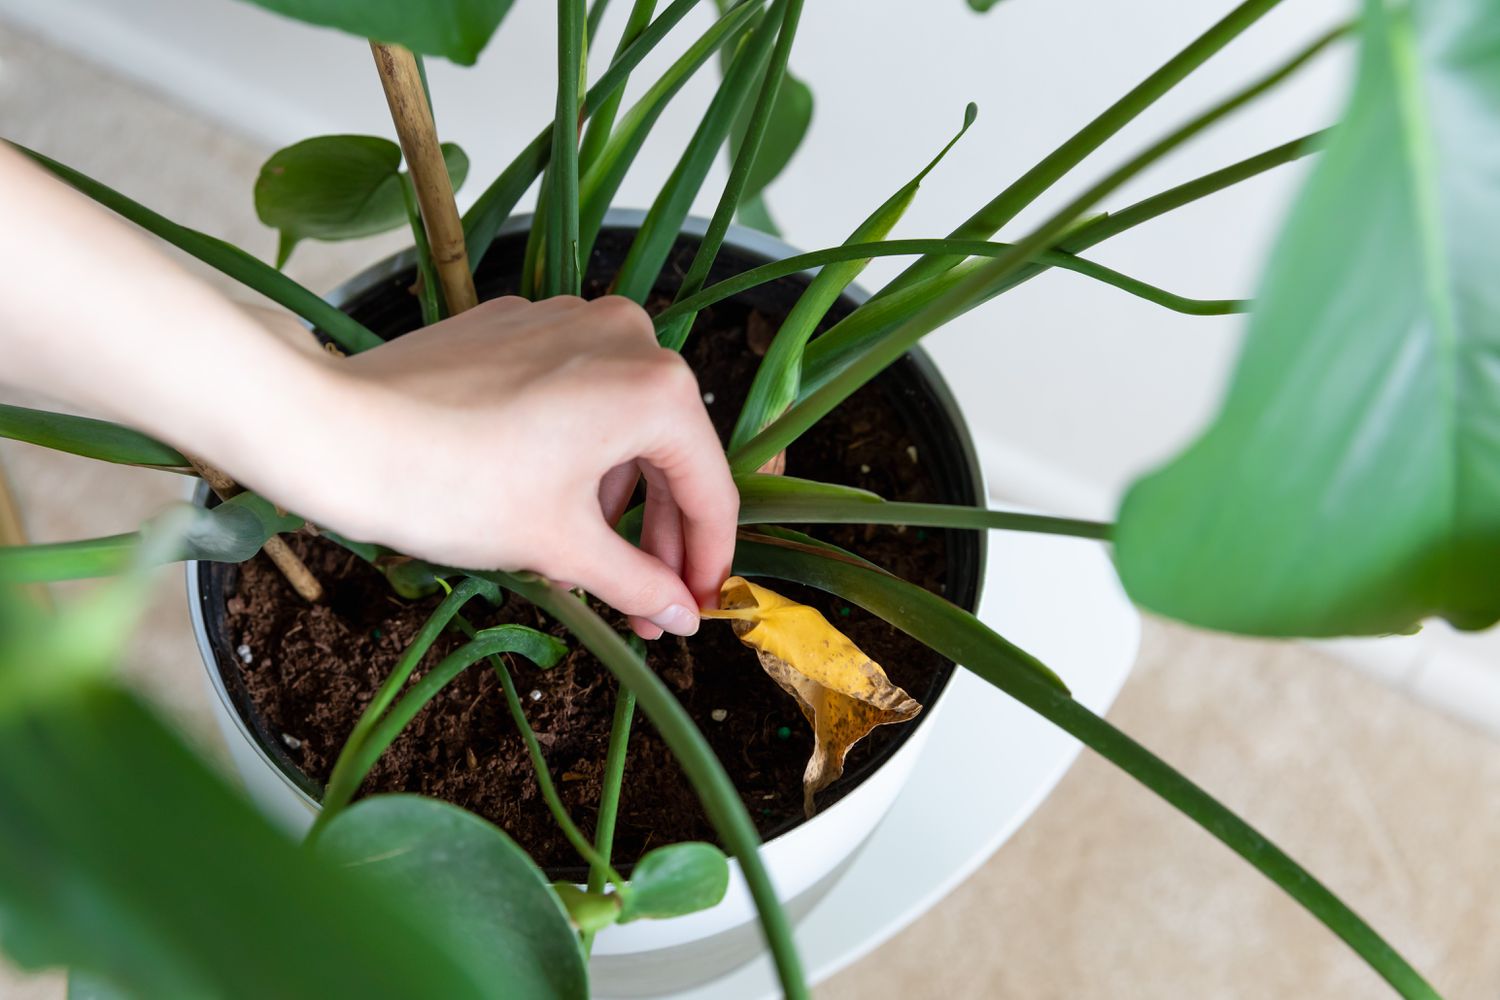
[561,520,701,639]
[597,461,640,527]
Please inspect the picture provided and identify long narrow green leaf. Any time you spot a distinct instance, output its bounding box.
[400,174,443,325]
[733,534,1439,1000]
[0,495,305,584]
[611,1,786,304]
[0,405,189,472]
[482,571,809,1000]
[545,0,588,297]
[880,0,1287,299]
[798,133,1324,393]
[578,0,762,259]
[579,0,658,174]
[734,474,1112,540]
[652,237,1246,335]
[461,0,718,266]
[727,104,977,447]
[652,0,804,346]
[731,28,1344,474]
[13,144,383,355]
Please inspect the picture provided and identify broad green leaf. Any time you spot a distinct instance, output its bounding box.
[0,685,486,997]
[256,135,468,267]
[317,796,587,999]
[731,533,1439,998]
[1116,0,1500,637]
[0,404,188,471]
[235,0,514,64]
[618,842,730,921]
[67,972,129,1000]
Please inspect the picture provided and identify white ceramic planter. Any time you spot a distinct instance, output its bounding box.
[188,213,988,997]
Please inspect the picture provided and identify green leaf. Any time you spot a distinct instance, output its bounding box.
[0,495,305,584]
[732,533,1439,998]
[967,0,1005,9]
[618,842,730,921]
[1116,0,1500,637]
[0,404,188,471]
[0,685,488,997]
[730,70,812,221]
[15,144,382,354]
[66,972,129,1000]
[317,796,587,999]
[235,0,514,64]
[255,135,468,267]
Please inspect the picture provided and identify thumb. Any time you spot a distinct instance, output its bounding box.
[565,525,702,638]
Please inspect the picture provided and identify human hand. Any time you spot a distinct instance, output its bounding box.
[290,295,737,639]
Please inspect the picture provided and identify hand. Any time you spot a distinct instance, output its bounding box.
[298,295,738,639]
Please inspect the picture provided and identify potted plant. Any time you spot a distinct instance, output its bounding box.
[1,0,1494,997]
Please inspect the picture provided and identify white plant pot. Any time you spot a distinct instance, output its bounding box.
[188,213,991,996]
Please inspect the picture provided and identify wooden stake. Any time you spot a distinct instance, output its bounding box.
[0,453,52,610]
[187,457,324,603]
[370,42,479,314]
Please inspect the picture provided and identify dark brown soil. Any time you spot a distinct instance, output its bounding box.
[215,229,977,878]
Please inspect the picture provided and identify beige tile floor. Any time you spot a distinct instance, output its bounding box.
[3,23,1499,1000]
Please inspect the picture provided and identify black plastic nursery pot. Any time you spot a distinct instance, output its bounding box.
[190,213,988,884]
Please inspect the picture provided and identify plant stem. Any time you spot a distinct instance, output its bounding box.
[370,42,478,314]
[579,0,658,174]
[483,571,808,1000]
[583,676,636,953]
[655,0,804,349]
[400,175,442,325]
[737,493,1113,540]
[731,27,1345,474]
[881,0,1288,299]
[186,458,322,603]
[546,0,588,296]
[0,454,50,610]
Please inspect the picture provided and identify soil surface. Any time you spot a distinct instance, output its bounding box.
[216,230,976,877]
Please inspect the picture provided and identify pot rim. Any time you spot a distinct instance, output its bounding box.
[187,208,989,851]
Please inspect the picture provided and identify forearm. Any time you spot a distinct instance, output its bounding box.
[0,144,343,498]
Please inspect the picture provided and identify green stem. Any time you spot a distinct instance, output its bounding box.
[880,0,1288,299]
[400,174,443,325]
[318,579,494,826]
[0,404,189,472]
[546,0,587,297]
[579,0,659,174]
[730,26,1345,474]
[737,493,1113,541]
[733,534,1439,1000]
[655,0,805,350]
[583,675,637,954]
[15,144,383,354]
[652,238,1246,331]
[480,571,808,1000]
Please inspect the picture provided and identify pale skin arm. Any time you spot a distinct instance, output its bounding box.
[0,144,738,638]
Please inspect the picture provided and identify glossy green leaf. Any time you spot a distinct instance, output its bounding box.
[0,495,304,584]
[234,0,514,64]
[732,533,1439,998]
[1117,0,1500,637]
[619,842,730,921]
[728,104,976,448]
[317,796,587,999]
[0,404,188,472]
[0,685,487,997]
[256,135,468,267]
[16,144,382,354]
[66,972,128,1000]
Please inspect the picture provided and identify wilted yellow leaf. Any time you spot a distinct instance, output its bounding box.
[703,577,921,817]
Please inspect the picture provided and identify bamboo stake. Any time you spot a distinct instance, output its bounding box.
[187,457,324,603]
[370,42,479,314]
[0,453,51,610]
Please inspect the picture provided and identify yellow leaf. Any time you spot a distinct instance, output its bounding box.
[703,577,921,817]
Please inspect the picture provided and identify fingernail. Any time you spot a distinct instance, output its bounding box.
[649,604,699,637]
